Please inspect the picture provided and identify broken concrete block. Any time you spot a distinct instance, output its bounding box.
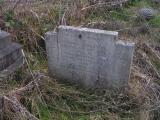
[0,30,24,78]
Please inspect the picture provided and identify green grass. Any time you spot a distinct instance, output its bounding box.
[27,52,48,72]
[7,79,19,86]
[33,79,139,120]
[130,0,152,7]
[149,16,160,27]
[110,9,131,21]
[38,102,51,120]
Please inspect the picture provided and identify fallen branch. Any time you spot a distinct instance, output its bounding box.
[1,73,47,120]
[4,96,39,120]
[8,73,45,100]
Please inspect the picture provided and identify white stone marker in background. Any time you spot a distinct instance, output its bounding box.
[45,26,135,89]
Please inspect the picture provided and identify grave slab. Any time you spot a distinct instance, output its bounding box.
[0,30,24,78]
[0,30,11,50]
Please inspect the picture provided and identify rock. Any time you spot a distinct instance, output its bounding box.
[138,8,155,20]
[138,24,150,34]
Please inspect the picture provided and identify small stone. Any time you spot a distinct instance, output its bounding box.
[138,24,150,34]
[139,8,155,20]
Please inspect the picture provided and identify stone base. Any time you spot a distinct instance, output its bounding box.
[0,30,24,78]
[0,43,22,71]
[0,30,11,49]
[0,56,24,79]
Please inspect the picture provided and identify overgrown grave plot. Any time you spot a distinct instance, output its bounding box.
[0,0,160,119]
[0,72,142,120]
[0,41,159,120]
[0,46,149,120]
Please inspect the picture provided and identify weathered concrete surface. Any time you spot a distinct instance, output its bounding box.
[0,43,22,71]
[0,30,11,49]
[45,26,135,89]
[0,30,24,78]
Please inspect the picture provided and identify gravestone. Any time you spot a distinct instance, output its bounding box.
[45,26,135,89]
[0,30,23,78]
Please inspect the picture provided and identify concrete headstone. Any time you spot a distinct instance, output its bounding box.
[45,26,135,89]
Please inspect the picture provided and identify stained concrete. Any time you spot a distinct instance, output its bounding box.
[0,30,11,49]
[0,30,23,78]
[45,26,135,89]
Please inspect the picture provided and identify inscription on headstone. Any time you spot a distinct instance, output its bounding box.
[45,26,135,89]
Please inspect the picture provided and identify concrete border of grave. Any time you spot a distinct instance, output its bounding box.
[0,30,24,79]
[45,26,135,89]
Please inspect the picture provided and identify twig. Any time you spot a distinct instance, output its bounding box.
[81,0,129,11]
[1,73,46,120]
[4,96,39,120]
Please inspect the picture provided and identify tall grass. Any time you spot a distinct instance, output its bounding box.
[0,0,160,119]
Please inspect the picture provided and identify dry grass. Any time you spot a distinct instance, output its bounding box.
[0,0,160,119]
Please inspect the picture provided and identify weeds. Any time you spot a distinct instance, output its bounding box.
[149,15,160,27]
[0,0,160,120]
